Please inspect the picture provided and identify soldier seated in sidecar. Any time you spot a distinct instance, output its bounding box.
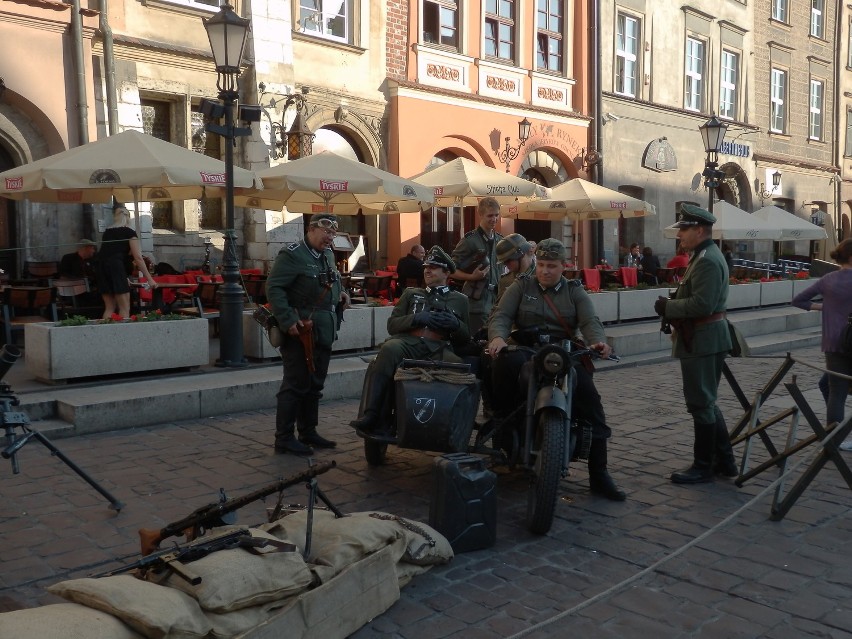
[350,246,473,437]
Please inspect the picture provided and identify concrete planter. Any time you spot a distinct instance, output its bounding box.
[726,283,761,310]
[589,291,618,323]
[372,305,394,346]
[617,288,661,321]
[760,280,793,306]
[243,313,280,360]
[792,278,817,297]
[25,318,209,383]
[334,305,374,352]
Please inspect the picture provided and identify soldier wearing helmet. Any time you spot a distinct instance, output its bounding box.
[496,233,536,300]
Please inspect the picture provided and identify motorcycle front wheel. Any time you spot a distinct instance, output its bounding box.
[526,408,566,535]
[364,439,388,466]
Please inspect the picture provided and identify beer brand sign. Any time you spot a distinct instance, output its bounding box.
[200,171,226,185]
[320,180,348,192]
[4,176,23,190]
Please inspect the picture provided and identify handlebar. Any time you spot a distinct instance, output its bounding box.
[501,340,620,362]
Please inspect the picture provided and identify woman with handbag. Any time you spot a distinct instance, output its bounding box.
[792,239,852,447]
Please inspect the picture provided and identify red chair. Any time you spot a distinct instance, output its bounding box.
[618,267,638,287]
[581,269,601,291]
[375,270,398,298]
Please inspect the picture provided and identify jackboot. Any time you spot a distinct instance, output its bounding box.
[671,422,716,484]
[713,409,738,478]
[297,400,336,448]
[350,372,392,433]
[587,438,626,501]
[274,394,313,456]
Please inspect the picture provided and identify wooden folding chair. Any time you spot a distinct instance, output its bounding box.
[1,286,59,344]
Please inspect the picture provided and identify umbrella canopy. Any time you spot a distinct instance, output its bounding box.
[752,205,827,240]
[501,178,656,220]
[235,151,434,214]
[409,157,550,206]
[663,201,782,240]
[0,129,260,205]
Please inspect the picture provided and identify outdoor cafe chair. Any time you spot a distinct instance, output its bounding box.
[1,286,58,345]
[176,281,221,334]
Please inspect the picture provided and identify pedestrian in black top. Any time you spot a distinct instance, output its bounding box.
[96,207,156,318]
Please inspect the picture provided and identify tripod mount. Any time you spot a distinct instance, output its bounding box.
[0,345,123,511]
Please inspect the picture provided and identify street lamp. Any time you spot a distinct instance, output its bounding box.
[495,117,532,173]
[758,170,782,206]
[203,3,251,367]
[699,114,728,213]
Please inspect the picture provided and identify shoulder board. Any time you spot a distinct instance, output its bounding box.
[567,279,582,288]
[463,230,477,238]
[287,242,301,251]
[517,272,530,281]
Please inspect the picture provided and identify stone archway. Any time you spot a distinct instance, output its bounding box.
[517,149,571,244]
[719,162,753,212]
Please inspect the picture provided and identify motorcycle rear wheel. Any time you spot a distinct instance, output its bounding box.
[526,408,566,535]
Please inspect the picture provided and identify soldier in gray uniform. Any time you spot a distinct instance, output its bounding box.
[451,196,503,334]
[487,238,625,501]
[351,246,471,434]
[654,204,737,484]
[266,213,350,455]
[496,232,536,300]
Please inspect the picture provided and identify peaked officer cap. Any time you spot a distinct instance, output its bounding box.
[677,203,716,227]
[423,245,456,273]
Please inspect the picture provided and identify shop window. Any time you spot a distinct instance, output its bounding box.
[297,0,354,44]
[536,0,563,73]
[615,12,640,97]
[423,0,459,49]
[684,36,705,112]
[484,0,515,62]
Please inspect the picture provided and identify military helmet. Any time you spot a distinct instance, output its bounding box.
[496,233,533,263]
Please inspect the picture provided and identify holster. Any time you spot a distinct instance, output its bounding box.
[670,318,695,353]
[296,320,315,373]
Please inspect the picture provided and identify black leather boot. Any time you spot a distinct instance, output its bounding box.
[350,372,392,434]
[671,422,716,484]
[713,409,738,478]
[274,394,313,455]
[297,400,336,448]
[587,438,626,501]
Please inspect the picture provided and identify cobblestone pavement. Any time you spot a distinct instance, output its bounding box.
[1,346,851,638]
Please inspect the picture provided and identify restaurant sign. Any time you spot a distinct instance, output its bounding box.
[720,141,750,158]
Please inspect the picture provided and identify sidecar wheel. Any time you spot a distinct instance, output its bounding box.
[364,439,388,466]
[526,409,565,535]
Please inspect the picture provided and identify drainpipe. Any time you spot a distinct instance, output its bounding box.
[70,0,96,238]
[99,0,119,136]
[591,0,604,262]
[833,10,842,243]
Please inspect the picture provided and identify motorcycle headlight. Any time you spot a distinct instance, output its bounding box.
[535,345,568,376]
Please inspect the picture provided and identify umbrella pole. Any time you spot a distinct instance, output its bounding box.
[132,187,141,235]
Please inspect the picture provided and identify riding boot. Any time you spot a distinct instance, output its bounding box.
[587,438,626,501]
[350,372,392,434]
[671,421,716,484]
[274,394,313,456]
[713,409,737,478]
[297,400,336,449]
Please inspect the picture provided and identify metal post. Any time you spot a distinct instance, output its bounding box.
[217,95,246,367]
[706,154,716,215]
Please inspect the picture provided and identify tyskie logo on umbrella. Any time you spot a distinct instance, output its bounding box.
[320,180,348,192]
[434,187,444,196]
[200,172,226,185]
[4,177,23,191]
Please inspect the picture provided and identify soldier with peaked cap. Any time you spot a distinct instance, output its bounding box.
[654,203,737,484]
[266,212,351,455]
[487,238,626,501]
[350,246,471,434]
[451,196,504,333]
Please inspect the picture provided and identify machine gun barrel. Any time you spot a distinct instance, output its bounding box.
[138,460,335,555]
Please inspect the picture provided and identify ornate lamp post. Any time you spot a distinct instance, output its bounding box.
[203,3,251,367]
[495,117,532,173]
[698,114,728,213]
[758,170,782,206]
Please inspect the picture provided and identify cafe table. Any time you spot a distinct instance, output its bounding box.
[131,280,196,310]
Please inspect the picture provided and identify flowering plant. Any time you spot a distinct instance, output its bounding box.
[58,310,188,327]
[794,271,810,280]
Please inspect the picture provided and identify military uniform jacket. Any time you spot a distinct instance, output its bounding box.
[489,275,606,345]
[266,240,342,348]
[665,238,731,359]
[451,228,503,297]
[388,285,471,349]
[497,262,535,300]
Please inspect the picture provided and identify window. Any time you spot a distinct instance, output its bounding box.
[810,0,824,38]
[684,37,705,112]
[772,0,787,22]
[299,0,351,43]
[484,0,515,61]
[770,68,787,133]
[141,100,174,230]
[848,18,852,68]
[615,13,639,97]
[191,108,222,229]
[845,107,852,156]
[719,50,739,120]
[809,79,823,140]
[536,0,562,72]
[423,0,458,49]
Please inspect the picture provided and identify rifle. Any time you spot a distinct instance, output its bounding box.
[455,249,489,301]
[138,460,336,555]
[95,528,294,585]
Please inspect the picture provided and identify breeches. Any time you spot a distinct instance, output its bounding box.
[277,336,331,400]
[679,352,726,424]
[825,351,852,426]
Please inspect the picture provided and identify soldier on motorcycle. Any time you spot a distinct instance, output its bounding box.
[486,238,626,501]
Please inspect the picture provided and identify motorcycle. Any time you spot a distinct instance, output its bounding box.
[356,333,616,535]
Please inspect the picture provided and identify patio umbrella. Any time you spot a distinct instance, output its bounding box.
[752,205,827,240]
[0,129,261,232]
[501,178,656,267]
[409,157,550,206]
[663,201,782,240]
[235,151,434,214]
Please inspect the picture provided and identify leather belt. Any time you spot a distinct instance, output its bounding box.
[694,311,726,327]
[409,327,449,341]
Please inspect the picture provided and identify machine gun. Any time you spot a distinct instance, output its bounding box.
[96,528,295,585]
[455,249,489,301]
[138,460,338,555]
